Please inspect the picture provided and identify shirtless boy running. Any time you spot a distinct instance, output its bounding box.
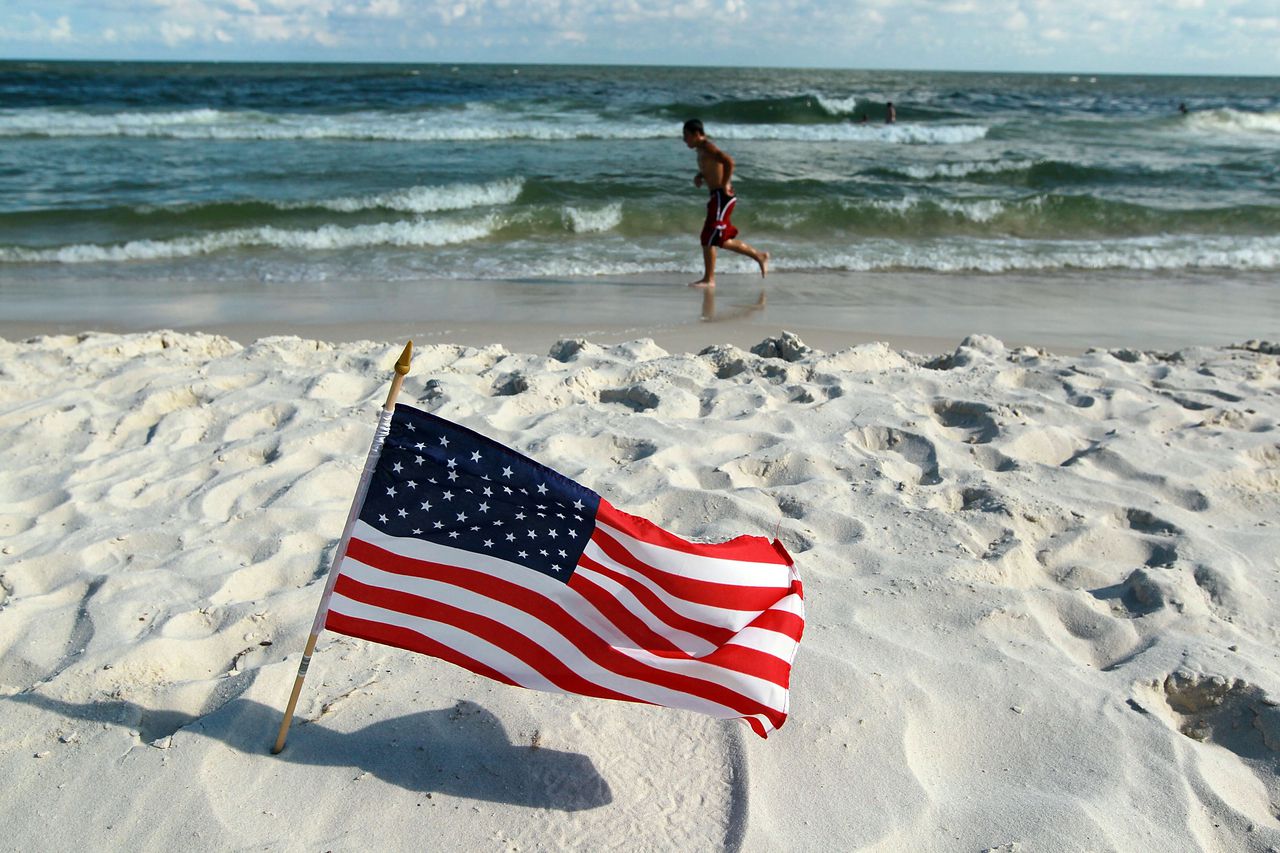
[682,118,769,289]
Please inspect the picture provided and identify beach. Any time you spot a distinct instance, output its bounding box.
[3,268,1276,356]
[2,323,1279,850]
[3,60,1280,850]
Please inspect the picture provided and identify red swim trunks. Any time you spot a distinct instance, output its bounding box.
[700,188,739,247]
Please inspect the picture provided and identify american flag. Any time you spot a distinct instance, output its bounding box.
[324,404,804,737]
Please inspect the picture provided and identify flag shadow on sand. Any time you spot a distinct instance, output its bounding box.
[10,693,612,811]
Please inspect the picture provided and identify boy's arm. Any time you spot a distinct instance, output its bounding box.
[707,141,736,192]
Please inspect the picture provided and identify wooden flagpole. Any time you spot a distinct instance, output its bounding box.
[271,341,413,755]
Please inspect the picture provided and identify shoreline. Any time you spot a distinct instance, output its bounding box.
[2,269,1276,355]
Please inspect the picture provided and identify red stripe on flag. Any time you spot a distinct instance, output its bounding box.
[324,610,517,687]
[566,568,690,657]
[571,564,800,683]
[746,606,806,640]
[575,552,736,648]
[597,499,793,565]
[700,643,795,686]
[334,573,643,704]
[338,537,787,728]
[591,526,788,612]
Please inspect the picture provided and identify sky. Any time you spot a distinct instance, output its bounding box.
[1,0,1278,75]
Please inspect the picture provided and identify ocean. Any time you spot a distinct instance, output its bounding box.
[2,61,1278,288]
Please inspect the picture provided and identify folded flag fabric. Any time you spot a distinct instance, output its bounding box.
[324,403,804,737]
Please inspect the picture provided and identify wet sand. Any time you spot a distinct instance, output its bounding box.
[2,269,1275,354]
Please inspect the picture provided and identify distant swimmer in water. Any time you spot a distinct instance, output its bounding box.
[856,112,869,124]
[681,118,770,289]
[1178,102,1189,115]
[885,101,897,124]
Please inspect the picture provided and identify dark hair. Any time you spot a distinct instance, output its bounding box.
[683,118,705,136]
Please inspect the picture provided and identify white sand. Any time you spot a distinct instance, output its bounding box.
[1,329,1278,851]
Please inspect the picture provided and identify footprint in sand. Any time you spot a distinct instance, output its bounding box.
[930,399,1000,444]
[846,426,942,486]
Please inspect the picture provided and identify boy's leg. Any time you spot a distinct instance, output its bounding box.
[721,238,770,278]
[689,245,717,288]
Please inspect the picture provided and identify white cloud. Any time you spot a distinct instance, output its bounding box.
[0,11,75,43]
[0,0,1275,73]
[159,20,196,44]
[1232,15,1279,30]
[50,15,73,40]
[269,0,335,12]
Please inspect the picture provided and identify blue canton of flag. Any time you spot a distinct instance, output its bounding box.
[358,405,601,582]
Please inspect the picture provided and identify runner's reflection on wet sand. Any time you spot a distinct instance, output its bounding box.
[700,288,767,323]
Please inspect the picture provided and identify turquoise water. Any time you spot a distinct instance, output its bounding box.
[1,62,1278,284]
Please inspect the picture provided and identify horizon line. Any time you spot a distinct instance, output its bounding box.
[2,54,1279,80]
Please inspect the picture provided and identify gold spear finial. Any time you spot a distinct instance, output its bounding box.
[383,341,413,412]
[395,341,413,376]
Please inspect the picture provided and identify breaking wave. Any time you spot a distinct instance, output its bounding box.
[0,217,498,263]
[297,179,524,214]
[1185,108,1280,137]
[0,107,987,144]
[563,203,623,234]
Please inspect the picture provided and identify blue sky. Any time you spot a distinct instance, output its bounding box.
[2,0,1278,75]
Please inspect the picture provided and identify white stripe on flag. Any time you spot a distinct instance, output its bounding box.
[333,555,791,714]
[582,540,763,631]
[572,564,719,657]
[329,591,561,692]
[349,521,640,649]
[594,519,792,587]
[328,583,757,720]
[724,626,801,663]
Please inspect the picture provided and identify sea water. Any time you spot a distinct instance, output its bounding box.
[1,61,1278,287]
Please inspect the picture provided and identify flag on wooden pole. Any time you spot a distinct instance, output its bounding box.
[322,403,804,737]
[272,341,413,755]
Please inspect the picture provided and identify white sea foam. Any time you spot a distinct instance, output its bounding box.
[802,234,1280,273]
[865,197,920,215]
[937,199,1010,223]
[0,107,654,141]
[300,179,524,214]
[1186,108,1280,137]
[563,203,623,234]
[814,95,861,115]
[862,196,1017,222]
[899,159,1033,180]
[0,107,987,145]
[348,231,1280,279]
[0,217,497,264]
[717,123,989,145]
[0,108,231,138]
